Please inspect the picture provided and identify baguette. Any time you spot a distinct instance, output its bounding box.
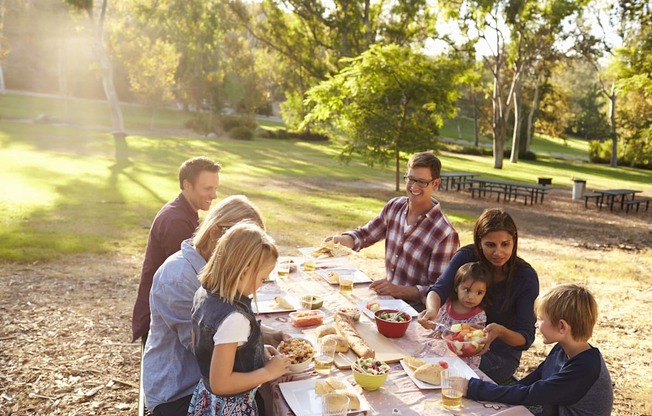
[333,313,375,359]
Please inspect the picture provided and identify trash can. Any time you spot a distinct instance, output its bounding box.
[572,179,586,200]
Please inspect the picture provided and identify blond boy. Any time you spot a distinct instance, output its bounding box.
[463,284,613,416]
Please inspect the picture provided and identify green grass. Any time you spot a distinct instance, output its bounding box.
[441,117,590,159]
[1,92,650,263]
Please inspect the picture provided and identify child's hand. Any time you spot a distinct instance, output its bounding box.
[266,354,290,379]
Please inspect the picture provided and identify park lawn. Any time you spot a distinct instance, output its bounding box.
[2,116,651,263]
[441,117,590,159]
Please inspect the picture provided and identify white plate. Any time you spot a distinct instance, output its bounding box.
[400,356,479,389]
[279,378,369,416]
[357,299,419,320]
[251,293,299,314]
[315,269,372,285]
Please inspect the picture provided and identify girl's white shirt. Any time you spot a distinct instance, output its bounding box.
[213,312,251,346]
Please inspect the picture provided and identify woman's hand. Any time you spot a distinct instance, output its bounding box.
[265,355,290,379]
[478,323,505,354]
[417,308,439,329]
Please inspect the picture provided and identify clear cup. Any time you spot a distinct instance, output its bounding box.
[441,369,465,410]
[303,254,316,272]
[322,392,349,416]
[338,272,354,295]
[314,337,337,375]
[276,261,290,278]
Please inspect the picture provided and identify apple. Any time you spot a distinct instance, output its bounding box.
[450,323,462,332]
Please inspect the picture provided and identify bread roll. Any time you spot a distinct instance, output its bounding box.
[334,389,360,410]
[315,377,347,396]
[322,334,349,353]
[413,363,445,385]
[333,313,374,359]
[314,324,337,338]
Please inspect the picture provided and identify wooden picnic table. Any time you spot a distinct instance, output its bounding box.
[466,178,547,205]
[439,172,478,191]
[255,253,533,416]
[586,189,642,211]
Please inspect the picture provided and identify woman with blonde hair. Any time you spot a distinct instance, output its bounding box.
[143,195,283,416]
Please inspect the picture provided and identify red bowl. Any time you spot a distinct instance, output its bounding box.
[374,309,411,338]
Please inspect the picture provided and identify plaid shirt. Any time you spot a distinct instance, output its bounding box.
[345,196,459,307]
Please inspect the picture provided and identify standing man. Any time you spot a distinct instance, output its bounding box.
[131,156,221,343]
[327,151,459,310]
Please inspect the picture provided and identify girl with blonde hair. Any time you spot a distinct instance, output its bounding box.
[188,223,290,415]
[144,195,281,416]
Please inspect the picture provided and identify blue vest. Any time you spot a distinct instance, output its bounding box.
[192,287,265,395]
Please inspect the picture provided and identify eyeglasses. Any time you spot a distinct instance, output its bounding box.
[403,175,436,188]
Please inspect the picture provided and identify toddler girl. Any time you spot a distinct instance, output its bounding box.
[435,261,491,368]
[188,222,290,415]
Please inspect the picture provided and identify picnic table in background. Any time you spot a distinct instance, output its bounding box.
[583,189,647,212]
[466,178,547,205]
[439,172,478,191]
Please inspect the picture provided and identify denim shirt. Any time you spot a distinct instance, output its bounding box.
[143,239,205,411]
[192,289,265,395]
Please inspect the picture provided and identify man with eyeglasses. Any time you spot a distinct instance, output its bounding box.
[327,151,460,310]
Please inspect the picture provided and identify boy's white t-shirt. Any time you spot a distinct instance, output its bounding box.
[213,312,251,346]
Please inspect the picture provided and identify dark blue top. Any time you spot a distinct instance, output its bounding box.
[428,245,539,377]
[192,288,265,396]
[467,344,614,416]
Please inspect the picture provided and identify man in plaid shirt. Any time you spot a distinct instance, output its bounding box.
[329,152,460,310]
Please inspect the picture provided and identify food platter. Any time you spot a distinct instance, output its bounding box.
[400,356,478,389]
[278,378,369,416]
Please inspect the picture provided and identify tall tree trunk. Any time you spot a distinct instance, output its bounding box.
[94,0,128,162]
[525,78,541,152]
[492,76,505,169]
[472,91,479,147]
[607,83,617,167]
[510,89,522,163]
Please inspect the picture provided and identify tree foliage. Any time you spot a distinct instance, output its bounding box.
[229,0,437,129]
[304,44,464,190]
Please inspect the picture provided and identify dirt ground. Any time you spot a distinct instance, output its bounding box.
[1,185,651,415]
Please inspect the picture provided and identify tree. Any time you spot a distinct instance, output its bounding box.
[304,44,464,191]
[229,0,437,129]
[65,0,127,162]
[442,0,587,167]
[114,36,179,128]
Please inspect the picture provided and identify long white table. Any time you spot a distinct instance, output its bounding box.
[256,255,533,416]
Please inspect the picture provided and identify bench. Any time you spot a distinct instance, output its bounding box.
[624,197,652,213]
[584,193,603,209]
[470,185,530,205]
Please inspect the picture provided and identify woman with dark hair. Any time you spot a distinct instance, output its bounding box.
[418,208,539,384]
